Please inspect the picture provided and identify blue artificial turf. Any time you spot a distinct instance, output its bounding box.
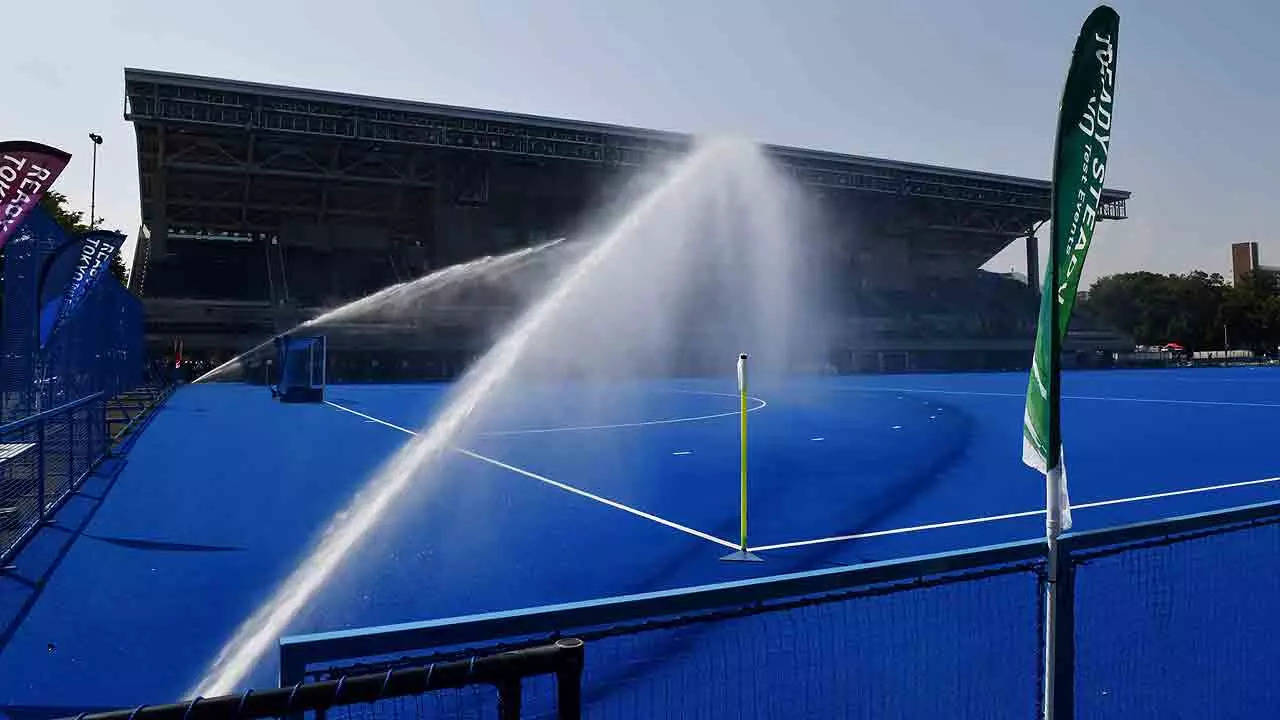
[0,366,1277,711]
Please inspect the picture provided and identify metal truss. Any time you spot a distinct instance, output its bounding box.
[124,67,1133,335]
[125,69,1130,237]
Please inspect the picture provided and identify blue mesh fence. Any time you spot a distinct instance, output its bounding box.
[285,545,1046,719]
[1,209,144,421]
[40,268,145,406]
[261,502,1280,720]
[0,210,144,563]
[0,209,57,421]
[1070,512,1280,719]
[51,505,1280,718]
[557,568,1042,719]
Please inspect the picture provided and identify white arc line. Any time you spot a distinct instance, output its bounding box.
[477,396,767,436]
[325,401,738,550]
[326,392,768,437]
[749,475,1280,552]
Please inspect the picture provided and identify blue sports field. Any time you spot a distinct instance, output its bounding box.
[1,366,1278,712]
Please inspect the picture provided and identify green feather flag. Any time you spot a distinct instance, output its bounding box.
[1023,6,1119,534]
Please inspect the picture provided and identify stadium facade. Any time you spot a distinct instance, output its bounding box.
[124,68,1131,376]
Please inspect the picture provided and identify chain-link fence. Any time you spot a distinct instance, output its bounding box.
[1,210,144,423]
[0,210,146,564]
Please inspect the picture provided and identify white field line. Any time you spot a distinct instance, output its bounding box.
[1069,475,1280,510]
[748,509,1047,552]
[327,399,1280,556]
[324,400,738,550]
[750,475,1280,552]
[454,448,738,549]
[837,386,1280,409]
[324,401,419,434]
[477,395,767,436]
[324,392,766,437]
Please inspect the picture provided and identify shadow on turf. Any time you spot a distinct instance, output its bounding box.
[81,535,245,553]
[0,398,182,707]
[0,454,132,715]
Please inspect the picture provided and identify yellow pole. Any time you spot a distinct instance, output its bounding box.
[722,353,761,562]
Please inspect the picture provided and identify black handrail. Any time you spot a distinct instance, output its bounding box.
[111,385,175,444]
[0,392,105,435]
[65,639,584,720]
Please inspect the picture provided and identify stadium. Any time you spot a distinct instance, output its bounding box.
[8,14,1280,717]
[123,68,1131,378]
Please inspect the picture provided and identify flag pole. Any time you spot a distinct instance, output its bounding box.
[1024,8,1119,718]
[1043,99,1065,719]
[1043,466,1064,719]
[722,353,761,562]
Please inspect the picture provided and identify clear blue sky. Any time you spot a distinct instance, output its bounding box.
[7,0,1278,284]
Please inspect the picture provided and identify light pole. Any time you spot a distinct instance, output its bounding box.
[88,132,103,228]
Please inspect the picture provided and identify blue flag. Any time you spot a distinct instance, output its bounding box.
[37,229,126,348]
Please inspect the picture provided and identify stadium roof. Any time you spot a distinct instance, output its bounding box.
[124,67,1129,226]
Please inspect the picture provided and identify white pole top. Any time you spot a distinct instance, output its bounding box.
[737,353,748,393]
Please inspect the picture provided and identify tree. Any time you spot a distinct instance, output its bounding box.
[1083,269,1279,355]
[38,191,129,286]
[1219,271,1280,353]
[39,190,91,234]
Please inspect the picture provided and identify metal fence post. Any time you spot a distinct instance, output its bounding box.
[68,408,77,486]
[279,644,307,689]
[1052,546,1077,720]
[90,400,98,461]
[96,397,104,460]
[497,678,522,720]
[555,638,584,720]
[35,418,45,520]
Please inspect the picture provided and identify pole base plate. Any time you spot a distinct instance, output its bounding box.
[720,550,763,563]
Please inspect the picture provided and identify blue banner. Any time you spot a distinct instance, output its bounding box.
[37,229,125,348]
[2,207,67,409]
[35,227,77,347]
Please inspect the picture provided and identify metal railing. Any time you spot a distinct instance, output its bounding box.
[69,639,584,720]
[0,392,107,565]
[107,383,175,450]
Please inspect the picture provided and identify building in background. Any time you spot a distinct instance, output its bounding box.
[1231,242,1280,292]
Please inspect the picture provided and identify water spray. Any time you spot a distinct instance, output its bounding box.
[192,238,566,385]
[190,147,730,698]
[191,138,816,695]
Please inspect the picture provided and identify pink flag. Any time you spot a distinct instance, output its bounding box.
[0,141,72,251]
